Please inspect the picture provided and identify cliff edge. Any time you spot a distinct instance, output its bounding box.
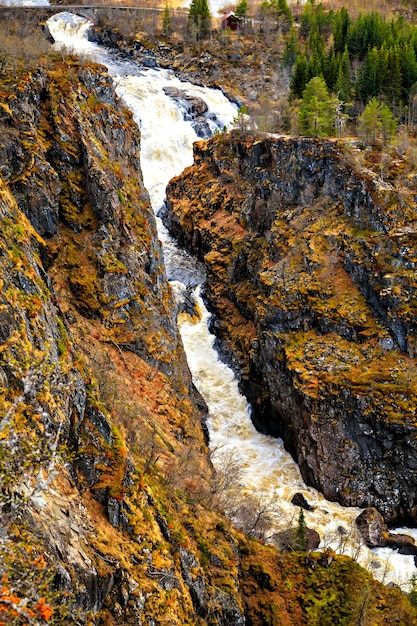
[164,131,417,526]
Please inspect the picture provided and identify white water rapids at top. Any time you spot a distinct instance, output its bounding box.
[0,0,228,16]
[47,12,416,590]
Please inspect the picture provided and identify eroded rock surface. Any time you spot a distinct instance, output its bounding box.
[164,131,417,525]
[1,49,417,625]
[0,60,244,625]
[356,508,417,555]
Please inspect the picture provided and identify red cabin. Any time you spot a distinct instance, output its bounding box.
[221,12,243,31]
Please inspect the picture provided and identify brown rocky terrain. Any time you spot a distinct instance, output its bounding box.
[87,23,287,115]
[164,131,417,526]
[0,20,417,625]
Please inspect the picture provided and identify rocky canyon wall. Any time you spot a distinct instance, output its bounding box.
[1,51,417,625]
[164,131,417,526]
[0,59,249,624]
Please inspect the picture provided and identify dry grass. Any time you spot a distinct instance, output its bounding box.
[0,21,51,62]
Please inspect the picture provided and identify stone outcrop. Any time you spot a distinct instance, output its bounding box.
[163,86,213,138]
[356,508,417,555]
[291,492,313,511]
[163,131,417,525]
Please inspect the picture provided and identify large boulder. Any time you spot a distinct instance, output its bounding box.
[356,508,417,555]
[163,86,208,116]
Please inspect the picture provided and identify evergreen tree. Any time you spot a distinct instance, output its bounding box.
[384,46,403,107]
[307,49,325,81]
[298,76,340,137]
[299,1,314,39]
[235,0,248,17]
[290,54,309,99]
[335,47,352,103]
[188,0,211,39]
[162,3,172,37]
[333,6,350,54]
[314,3,334,38]
[357,47,383,102]
[261,0,293,30]
[307,29,325,57]
[400,44,417,102]
[277,0,293,29]
[295,508,307,550]
[347,13,387,60]
[358,97,397,144]
[324,47,340,91]
[283,25,299,67]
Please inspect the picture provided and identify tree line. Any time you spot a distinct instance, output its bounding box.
[287,3,417,138]
[165,0,417,140]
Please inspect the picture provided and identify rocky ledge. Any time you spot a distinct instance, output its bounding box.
[163,131,417,526]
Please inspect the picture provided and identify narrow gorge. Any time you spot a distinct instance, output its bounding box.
[0,9,417,625]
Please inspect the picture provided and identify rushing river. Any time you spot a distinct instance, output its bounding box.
[47,12,416,590]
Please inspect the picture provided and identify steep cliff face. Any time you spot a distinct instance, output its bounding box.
[164,132,417,525]
[0,59,247,625]
[2,51,417,625]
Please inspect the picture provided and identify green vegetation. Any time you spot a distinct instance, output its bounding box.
[235,0,249,18]
[261,0,293,30]
[295,508,307,550]
[298,76,342,136]
[286,1,417,138]
[410,574,417,607]
[162,3,173,38]
[188,0,211,40]
[358,97,397,143]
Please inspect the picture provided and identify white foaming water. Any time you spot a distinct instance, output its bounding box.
[117,70,233,211]
[178,289,417,588]
[47,13,101,58]
[0,0,49,4]
[47,12,417,590]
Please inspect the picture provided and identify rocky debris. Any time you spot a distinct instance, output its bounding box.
[138,54,157,68]
[307,528,321,551]
[87,23,142,58]
[164,131,417,524]
[356,508,417,555]
[163,86,213,138]
[317,548,335,567]
[291,492,313,511]
[180,548,207,614]
[163,86,208,116]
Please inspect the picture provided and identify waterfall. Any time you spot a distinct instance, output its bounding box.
[47,12,416,590]
[0,0,49,5]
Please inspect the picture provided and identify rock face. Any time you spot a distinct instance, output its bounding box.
[356,508,417,555]
[164,131,417,525]
[0,59,248,625]
[2,49,417,626]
